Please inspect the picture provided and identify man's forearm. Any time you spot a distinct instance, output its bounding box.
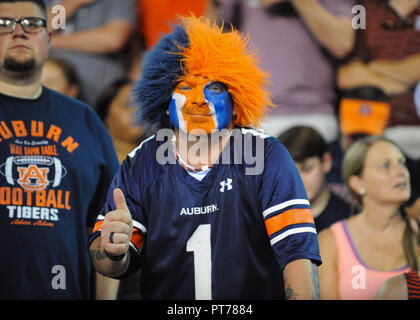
[283,259,320,300]
[291,0,355,59]
[90,236,130,278]
[95,273,120,300]
[369,54,420,86]
[338,59,411,95]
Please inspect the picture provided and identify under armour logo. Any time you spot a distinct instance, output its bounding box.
[220,178,233,192]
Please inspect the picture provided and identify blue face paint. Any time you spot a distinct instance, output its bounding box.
[203,82,233,131]
[168,80,233,133]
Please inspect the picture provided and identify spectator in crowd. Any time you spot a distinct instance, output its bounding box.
[96,78,143,164]
[376,179,420,300]
[41,57,80,98]
[325,86,392,201]
[44,0,137,107]
[337,85,420,219]
[338,86,391,153]
[318,136,418,299]
[0,0,120,299]
[374,141,420,301]
[216,0,356,143]
[338,0,420,161]
[278,126,350,232]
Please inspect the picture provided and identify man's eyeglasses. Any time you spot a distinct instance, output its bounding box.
[0,17,47,34]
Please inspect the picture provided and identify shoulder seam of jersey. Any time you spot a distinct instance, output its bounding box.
[128,134,155,159]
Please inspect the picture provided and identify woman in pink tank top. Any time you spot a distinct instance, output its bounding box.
[318,136,419,300]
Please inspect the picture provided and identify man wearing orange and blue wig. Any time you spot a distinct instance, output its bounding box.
[88,16,322,300]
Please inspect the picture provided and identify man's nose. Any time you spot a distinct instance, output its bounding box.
[12,22,27,38]
[190,86,207,107]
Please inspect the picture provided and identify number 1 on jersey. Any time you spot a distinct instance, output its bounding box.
[186,224,212,300]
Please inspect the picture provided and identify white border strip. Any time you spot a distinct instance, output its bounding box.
[129,241,139,253]
[263,199,310,218]
[133,220,147,234]
[270,227,317,246]
[128,134,155,158]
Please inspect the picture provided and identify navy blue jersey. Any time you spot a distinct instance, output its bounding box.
[90,128,321,299]
[0,88,119,299]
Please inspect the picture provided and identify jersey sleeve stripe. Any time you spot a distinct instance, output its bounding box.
[133,220,147,233]
[130,228,145,252]
[129,242,138,252]
[241,127,270,139]
[264,208,314,237]
[270,227,317,246]
[92,215,105,233]
[263,199,310,218]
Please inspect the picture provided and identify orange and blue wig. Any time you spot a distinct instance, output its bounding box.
[134,16,273,134]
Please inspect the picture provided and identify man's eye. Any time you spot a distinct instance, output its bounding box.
[0,19,11,26]
[207,83,226,93]
[302,165,313,173]
[179,85,191,91]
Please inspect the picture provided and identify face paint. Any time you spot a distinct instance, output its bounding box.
[168,76,233,134]
[204,82,233,131]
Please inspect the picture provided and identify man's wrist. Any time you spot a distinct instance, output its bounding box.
[103,248,128,261]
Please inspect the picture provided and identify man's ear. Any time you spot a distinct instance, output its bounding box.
[166,109,169,116]
[322,152,333,174]
[47,31,52,49]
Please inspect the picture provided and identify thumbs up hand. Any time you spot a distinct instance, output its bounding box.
[101,188,133,257]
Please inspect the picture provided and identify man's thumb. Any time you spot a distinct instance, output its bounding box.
[113,188,130,213]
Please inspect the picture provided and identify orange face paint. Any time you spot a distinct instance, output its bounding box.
[169,75,233,134]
